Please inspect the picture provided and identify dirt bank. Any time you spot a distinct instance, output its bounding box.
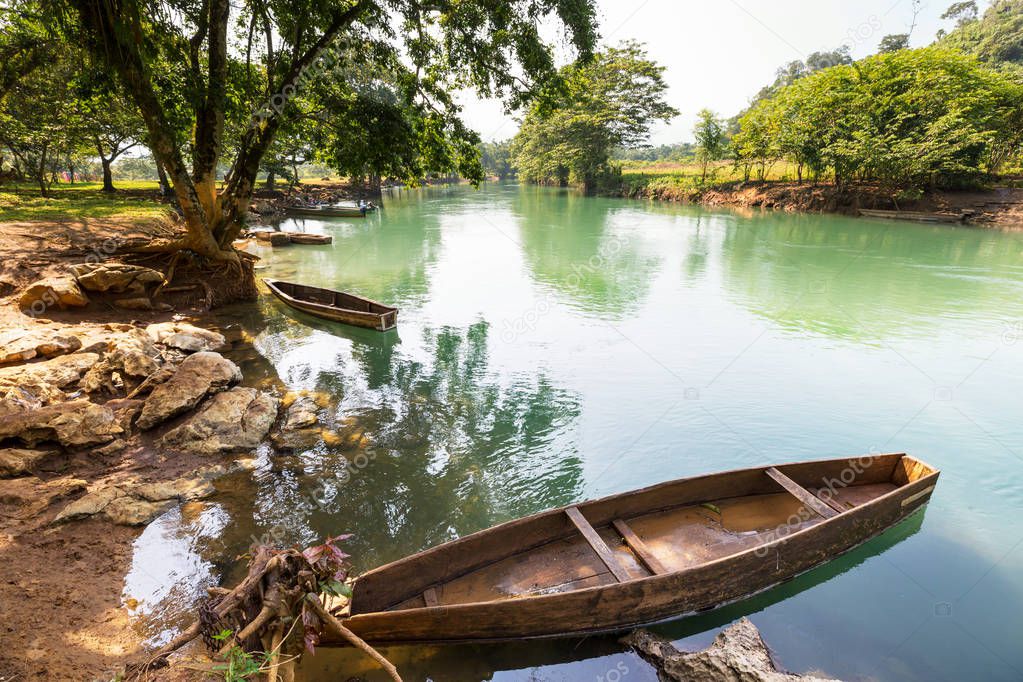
[615,180,1023,228]
[0,218,283,680]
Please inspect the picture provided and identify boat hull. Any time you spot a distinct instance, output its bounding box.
[337,454,938,645]
[287,206,365,218]
[263,279,397,331]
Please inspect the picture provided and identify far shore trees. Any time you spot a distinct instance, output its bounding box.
[27,0,597,302]
[692,109,726,183]
[511,41,677,193]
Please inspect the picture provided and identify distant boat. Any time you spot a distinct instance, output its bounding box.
[287,205,366,218]
[263,278,397,331]
[282,232,332,245]
[327,453,939,645]
[858,208,970,224]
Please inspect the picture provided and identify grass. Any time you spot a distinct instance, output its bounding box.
[617,159,807,201]
[0,185,169,222]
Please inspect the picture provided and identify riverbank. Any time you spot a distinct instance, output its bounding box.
[612,177,1023,227]
[0,217,328,679]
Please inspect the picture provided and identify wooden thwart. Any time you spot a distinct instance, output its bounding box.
[765,467,838,519]
[612,519,669,576]
[565,507,631,582]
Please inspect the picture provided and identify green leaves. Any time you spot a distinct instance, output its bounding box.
[511,41,677,191]
[733,46,1023,189]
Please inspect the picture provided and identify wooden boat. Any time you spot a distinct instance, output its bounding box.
[332,453,938,645]
[282,232,332,245]
[858,208,968,224]
[263,279,397,331]
[286,205,366,218]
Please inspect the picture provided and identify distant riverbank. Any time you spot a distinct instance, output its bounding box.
[608,177,1023,227]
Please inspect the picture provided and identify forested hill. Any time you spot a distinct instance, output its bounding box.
[938,0,1023,66]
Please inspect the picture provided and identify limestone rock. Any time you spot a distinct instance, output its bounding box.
[68,262,165,295]
[51,484,122,522]
[81,329,161,394]
[136,352,241,430]
[2,477,87,519]
[0,329,82,365]
[0,448,53,478]
[621,619,839,682]
[283,396,319,430]
[161,387,279,455]
[0,352,98,390]
[103,496,174,526]
[0,399,121,447]
[145,322,227,353]
[271,397,322,451]
[135,476,215,502]
[19,276,89,312]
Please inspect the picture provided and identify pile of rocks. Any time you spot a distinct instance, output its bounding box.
[0,319,306,527]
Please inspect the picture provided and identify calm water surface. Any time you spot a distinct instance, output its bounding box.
[125,184,1023,681]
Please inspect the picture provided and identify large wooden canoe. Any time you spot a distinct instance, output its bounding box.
[333,453,938,645]
[263,279,397,331]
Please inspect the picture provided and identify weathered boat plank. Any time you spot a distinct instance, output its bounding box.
[765,467,838,519]
[612,518,668,576]
[565,506,631,582]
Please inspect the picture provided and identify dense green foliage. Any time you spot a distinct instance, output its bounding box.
[480,140,516,180]
[511,42,677,191]
[938,0,1023,66]
[731,47,1023,188]
[692,109,727,181]
[9,0,598,268]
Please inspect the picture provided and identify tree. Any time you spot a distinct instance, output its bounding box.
[942,1,980,27]
[73,77,147,192]
[878,34,910,53]
[480,140,515,180]
[692,109,727,182]
[41,0,598,298]
[938,0,1023,65]
[511,41,677,192]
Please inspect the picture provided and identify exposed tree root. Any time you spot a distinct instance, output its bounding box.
[126,542,401,681]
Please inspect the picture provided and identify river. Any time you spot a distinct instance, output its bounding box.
[125,183,1023,681]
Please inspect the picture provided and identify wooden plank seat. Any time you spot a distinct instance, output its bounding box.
[565,507,631,582]
[612,518,669,576]
[765,467,838,519]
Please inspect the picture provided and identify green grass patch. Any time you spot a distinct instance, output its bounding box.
[0,189,169,222]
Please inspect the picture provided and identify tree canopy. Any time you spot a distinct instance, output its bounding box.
[18,0,598,278]
[511,41,677,191]
[731,46,1023,189]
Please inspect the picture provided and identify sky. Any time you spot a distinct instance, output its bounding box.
[461,0,989,145]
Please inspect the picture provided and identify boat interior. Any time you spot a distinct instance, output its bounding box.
[271,280,393,314]
[349,454,936,615]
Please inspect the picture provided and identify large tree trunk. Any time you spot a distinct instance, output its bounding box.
[156,161,172,198]
[101,158,115,192]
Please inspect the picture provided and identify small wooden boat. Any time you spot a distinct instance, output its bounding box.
[858,208,968,224]
[282,232,332,245]
[333,453,938,645]
[286,205,366,218]
[263,279,397,331]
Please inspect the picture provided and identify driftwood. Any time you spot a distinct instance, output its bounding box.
[128,544,401,682]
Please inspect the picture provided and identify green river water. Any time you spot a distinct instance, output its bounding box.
[125,183,1023,681]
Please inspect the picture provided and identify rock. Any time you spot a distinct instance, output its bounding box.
[92,438,128,457]
[136,352,241,430]
[282,396,319,430]
[0,448,53,478]
[271,396,322,451]
[19,276,89,312]
[51,484,122,522]
[0,329,82,365]
[68,262,165,295]
[621,619,839,682]
[0,399,121,447]
[0,352,98,390]
[162,387,279,455]
[103,496,174,526]
[145,322,227,353]
[80,329,161,394]
[135,476,215,502]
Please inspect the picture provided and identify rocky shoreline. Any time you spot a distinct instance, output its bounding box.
[0,241,340,678]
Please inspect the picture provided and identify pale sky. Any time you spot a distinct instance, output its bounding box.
[461,0,988,145]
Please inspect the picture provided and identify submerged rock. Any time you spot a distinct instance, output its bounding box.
[271,395,322,451]
[0,399,122,448]
[136,351,241,429]
[622,619,839,682]
[68,262,164,295]
[145,322,227,353]
[161,387,279,455]
[19,276,89,311]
